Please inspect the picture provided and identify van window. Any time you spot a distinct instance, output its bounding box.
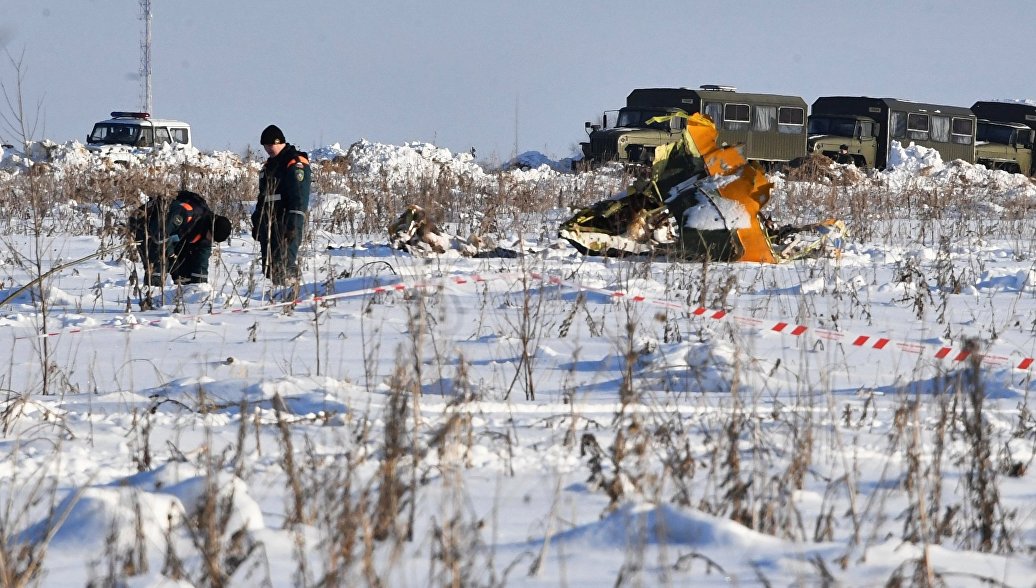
[907,113,929,132]
[1022,129,1034,149]
[136,127,154,147]
[753,106,776,132]
[860,121,876,138]
[170,128,189,145]
[778,106,804,134]
[890,111,907,139]
[906,113,929,141]
[723,103,750,131]
[703,102,723,124]
[155,127,172,145]
[951,117,973,144]
[931,115,950,142]
[724,103,750,123]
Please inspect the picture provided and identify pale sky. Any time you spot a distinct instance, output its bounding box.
[2,1,1034,161]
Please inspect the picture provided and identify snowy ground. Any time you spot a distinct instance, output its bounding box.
[2,140,1036,586]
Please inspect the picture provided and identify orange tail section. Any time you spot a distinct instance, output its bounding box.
[683,114,775,263]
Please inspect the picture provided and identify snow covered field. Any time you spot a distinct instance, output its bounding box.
[2,139,1036,586]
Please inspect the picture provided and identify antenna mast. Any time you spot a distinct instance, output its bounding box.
[139,0,153,113]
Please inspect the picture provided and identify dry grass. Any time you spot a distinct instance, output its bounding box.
[1,150,1035,586]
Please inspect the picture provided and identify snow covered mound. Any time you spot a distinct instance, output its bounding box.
[769,139,1036,222]
[0,139,626,206]
[504,150,579,172]
[0,140,249,177]
[311,140,486,188]
[885,140,945,172]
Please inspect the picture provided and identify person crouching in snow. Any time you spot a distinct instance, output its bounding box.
[129,190,232,286]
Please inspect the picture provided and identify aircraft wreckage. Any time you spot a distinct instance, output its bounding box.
[389,112,844,261]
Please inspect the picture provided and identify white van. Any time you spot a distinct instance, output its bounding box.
[86,111,192,151]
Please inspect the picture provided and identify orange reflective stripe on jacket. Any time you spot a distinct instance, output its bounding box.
[181,202,194,223]
[179,202,203,243]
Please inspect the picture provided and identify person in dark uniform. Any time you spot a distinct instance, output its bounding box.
[130,190,232,286]
[834,144,854,165]
[251,124,311,286]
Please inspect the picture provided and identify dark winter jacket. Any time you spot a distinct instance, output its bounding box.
[131,191,214,250]
[130,190,222,285]
[251,143,311,239]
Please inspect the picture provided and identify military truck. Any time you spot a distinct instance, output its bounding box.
[807,97,976,169]
[973,120,1034,175]
[579,85,808,169]
[971,100,1036,175]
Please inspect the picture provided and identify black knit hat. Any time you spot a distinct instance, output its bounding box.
[260,124,285,145]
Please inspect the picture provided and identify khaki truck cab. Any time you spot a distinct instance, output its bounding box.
[808,97,977,169]
[806,115,878,167]
[87,111,192,152]
[580,106,687,165]
[975,120,1034,175]
[579,85,807,170]
[972,100,1036,176]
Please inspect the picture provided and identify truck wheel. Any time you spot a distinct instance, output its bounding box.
[625,145,645,163]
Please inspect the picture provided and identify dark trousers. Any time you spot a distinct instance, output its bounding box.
[140,242,211,285]
[257,219,302,285]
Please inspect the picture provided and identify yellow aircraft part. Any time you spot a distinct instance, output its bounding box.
[672,113,777,263]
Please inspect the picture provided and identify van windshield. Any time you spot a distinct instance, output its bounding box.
[616,109,675,130]
[89,123,149,146]
[977,122,1015,145]
[807,116,858,137]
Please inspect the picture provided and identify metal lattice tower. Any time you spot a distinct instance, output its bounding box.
[139,0,153,113]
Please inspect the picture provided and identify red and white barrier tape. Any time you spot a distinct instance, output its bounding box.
[533,272,1036,372]
[13,270,1036,371]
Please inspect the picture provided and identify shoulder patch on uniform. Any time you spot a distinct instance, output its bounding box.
[295,167,305,182]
